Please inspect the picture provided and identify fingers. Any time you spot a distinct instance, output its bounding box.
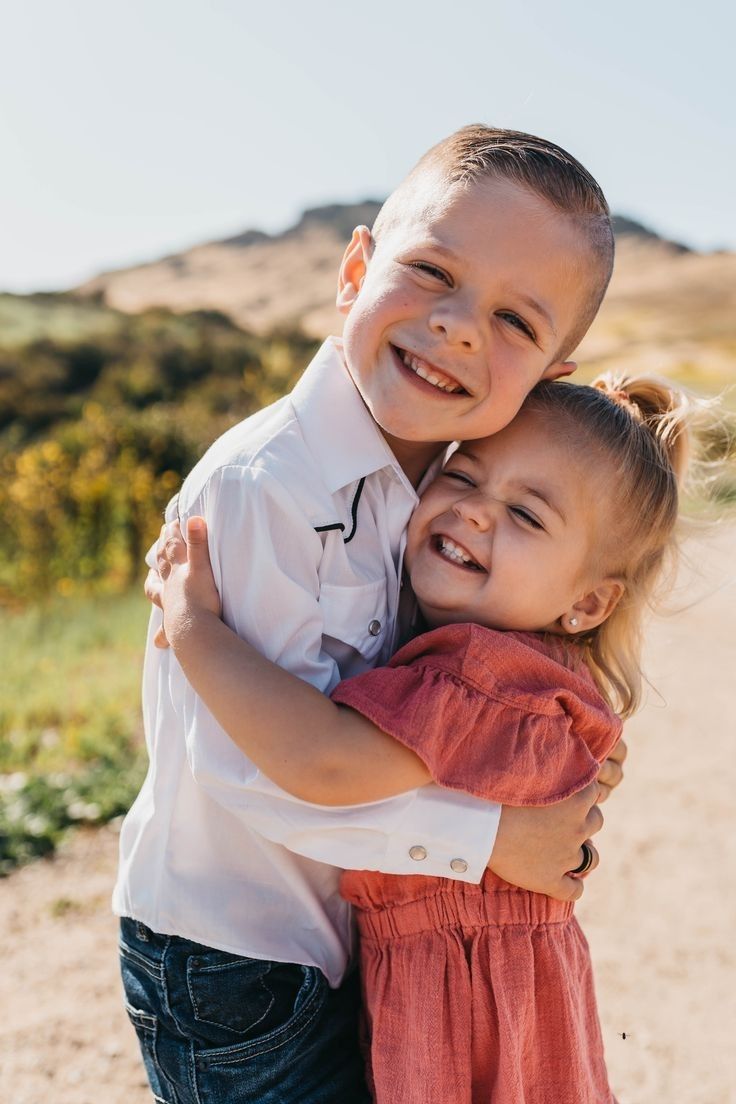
[144,567,164,610]
[585,802,604,838]
[557,875,585,902]
[184,517,212,572]
[569,839,599,879]
[609,737,628,766]
[596,737,627,802]
[597,758,622,791]
[162,522,188,566]
[550,841,600,901]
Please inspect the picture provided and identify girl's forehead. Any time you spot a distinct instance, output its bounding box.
[456,412,599,494]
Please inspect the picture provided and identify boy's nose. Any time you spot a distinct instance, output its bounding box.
[429,300,481,352]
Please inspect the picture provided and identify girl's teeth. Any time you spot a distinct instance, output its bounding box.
[439,537,477,567]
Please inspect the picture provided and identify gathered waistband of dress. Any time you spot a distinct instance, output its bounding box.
[354,886,574,941]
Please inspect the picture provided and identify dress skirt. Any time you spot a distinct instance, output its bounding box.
[342,870,617,1104]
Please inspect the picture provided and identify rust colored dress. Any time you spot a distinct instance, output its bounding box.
[331,623,622,1104]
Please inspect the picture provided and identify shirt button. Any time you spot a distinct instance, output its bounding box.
[368,619,382,636]
[450,858,468,873]
[409,845,427,861]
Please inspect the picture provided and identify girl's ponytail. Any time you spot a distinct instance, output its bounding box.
[525,373,729,718]
[592,374,693,487]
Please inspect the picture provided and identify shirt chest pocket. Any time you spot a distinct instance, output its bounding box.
[319,580,389,665]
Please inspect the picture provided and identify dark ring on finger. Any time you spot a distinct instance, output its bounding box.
[570,841,594,875]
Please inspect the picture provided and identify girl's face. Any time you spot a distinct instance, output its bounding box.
[405,407,605,633]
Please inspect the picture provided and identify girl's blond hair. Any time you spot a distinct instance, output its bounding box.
[525,374,720,718]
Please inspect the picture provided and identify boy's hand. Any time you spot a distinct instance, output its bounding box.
[488,781,603,902]
[145,557,169,647]
[156,518,222,648]
[597,737,627,802]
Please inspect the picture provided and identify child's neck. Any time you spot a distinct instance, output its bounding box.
[382,432,448,490]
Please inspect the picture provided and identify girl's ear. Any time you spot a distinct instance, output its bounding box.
[563,578,625,635]
[336,226,374,314]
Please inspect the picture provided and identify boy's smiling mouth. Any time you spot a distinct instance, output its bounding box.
[433,534,486,572]
[391,345,467,395]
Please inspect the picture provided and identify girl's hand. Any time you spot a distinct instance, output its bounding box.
[157,517,222,649]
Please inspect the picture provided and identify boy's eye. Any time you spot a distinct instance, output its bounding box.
[409,261,452,285]
[509,506,544,530]
[497,311,536,341]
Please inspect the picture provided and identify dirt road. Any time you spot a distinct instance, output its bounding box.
[2,527,734,1104]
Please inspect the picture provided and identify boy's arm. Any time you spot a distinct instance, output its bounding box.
[161,514,604,901]
[161,465,502,885]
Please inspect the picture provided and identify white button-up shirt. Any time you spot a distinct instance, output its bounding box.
[113,338,501,986]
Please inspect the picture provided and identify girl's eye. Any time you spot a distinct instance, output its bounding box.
[510,506,544,530]
[443,469,475,487]
[497,311,535,340]
[409,261,451,285]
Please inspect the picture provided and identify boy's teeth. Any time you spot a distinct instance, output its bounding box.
[401,350,461,393]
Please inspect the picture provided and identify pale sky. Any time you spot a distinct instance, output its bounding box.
[1,0,734,292]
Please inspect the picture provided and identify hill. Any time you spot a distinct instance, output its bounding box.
[74,203,736,392]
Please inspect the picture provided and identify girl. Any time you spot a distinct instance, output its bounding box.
[157,373,699,1103]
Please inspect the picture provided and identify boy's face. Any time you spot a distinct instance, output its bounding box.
[338,175,595,448]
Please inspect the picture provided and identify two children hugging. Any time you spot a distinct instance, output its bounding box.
[161,371,700,1104]
[117,125,632,1104]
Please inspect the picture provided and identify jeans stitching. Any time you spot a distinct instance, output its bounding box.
[186,958,275,1035]
[119,939,164,981]
[195,968,326,1068]
[125,1000,157,1032]
[188,1039,204,1104]
[160,936,175,1024]
[125,995,179,1104]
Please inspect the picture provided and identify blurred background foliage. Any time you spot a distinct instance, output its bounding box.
[0,294,317,602]
[0,293,317,870]
[0,289,733,873]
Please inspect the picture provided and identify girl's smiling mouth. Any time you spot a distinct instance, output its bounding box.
[391,345,468,395]
[433,534,486,572]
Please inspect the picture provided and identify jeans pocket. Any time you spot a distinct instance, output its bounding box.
[124,1001,178,1104]
[192,966,336,1103]
[185,952,324,1045]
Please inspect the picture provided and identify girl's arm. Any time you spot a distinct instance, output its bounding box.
[160,517,431,806]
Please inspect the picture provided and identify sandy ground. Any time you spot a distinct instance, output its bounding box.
[1,526,734,1104]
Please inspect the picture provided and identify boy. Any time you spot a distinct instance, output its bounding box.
[115,126,622,1104]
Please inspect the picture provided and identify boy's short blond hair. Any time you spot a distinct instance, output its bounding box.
[373,124,614,358]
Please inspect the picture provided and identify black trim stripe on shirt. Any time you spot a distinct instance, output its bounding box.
[313,477,366,544]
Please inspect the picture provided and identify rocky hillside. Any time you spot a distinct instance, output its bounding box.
[75,203,736,389]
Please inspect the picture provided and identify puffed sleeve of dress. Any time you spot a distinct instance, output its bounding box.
[330,623,622,807]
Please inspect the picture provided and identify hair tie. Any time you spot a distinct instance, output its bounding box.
[605,385,641,415]
[609,389,632,405]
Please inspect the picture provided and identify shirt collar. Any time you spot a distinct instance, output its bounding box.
[291,337,413,496]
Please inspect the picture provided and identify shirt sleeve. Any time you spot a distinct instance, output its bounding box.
[161,466,500,884]
[330,652,621,807]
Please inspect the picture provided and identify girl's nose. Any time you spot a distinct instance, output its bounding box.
[452,493,492,531]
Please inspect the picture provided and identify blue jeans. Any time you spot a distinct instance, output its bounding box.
[119,918,370,1104]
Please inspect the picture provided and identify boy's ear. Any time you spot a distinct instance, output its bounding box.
[563,578,625,635]
[542,359,577,381]
[336,226,374,315]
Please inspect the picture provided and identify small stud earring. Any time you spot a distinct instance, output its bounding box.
[569,617,579,628]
